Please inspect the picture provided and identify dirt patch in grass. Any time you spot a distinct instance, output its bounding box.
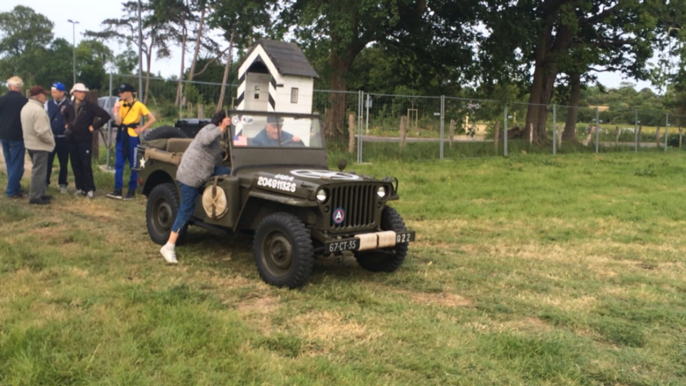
[293,311,381,344]
[237,296,280,314]
[408,291,472,308]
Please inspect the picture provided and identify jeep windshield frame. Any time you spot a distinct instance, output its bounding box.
[228,110,328,174]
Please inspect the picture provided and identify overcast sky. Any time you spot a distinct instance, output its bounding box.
[3,0,656,92]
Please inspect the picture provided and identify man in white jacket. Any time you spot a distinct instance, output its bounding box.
[20,86,55,205]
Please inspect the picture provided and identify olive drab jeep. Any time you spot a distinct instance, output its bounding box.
[135,110,415,288]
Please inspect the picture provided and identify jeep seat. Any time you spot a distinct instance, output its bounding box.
[165,138,193,153]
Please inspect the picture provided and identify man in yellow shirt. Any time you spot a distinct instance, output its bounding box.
[107,83,156,200]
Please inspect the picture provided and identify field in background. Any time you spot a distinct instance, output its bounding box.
[2,152,686,385]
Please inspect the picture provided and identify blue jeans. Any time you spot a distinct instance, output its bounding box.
[214,166,231,175]
[172,182,200,233]
[171,167,231,234]
[114,134,140,191]
[1,139,25,197]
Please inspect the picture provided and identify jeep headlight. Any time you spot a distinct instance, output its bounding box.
[316,188,328,203]
[377,186,387,198]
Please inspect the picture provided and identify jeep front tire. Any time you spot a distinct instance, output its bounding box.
[354,206,408,272]
[254,213,314,288]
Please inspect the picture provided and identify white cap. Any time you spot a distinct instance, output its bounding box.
[71,83,89,93]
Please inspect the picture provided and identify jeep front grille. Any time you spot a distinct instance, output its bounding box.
[329,185,377,230]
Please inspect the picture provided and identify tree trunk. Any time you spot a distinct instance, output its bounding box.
[325,51,351,138]
[216,30,235,113]
[525,19,572,144]
[187,6,206,82]
[144,49,152,105]
[175,24,187,108]
[563,72,581,141]
[525,60,558,144]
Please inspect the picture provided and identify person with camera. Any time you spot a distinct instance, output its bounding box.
[159,111,231,264]
[107,83,156,201]
[65,83,111,199]
[45,82,72,194]
[20,86,55,205]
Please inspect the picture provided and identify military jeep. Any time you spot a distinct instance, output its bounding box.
[135,110,415,288]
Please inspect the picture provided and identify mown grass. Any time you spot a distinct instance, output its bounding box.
[2,151,686,385]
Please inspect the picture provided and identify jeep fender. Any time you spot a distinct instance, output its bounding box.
[234,192,318,231]
[142,170,176,196]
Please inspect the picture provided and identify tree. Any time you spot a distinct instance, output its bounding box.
[0,5,54,83]
[208,0,275,111]
[85,0,174,103]
[283,0,481,137]
[76,40,114,90]
[113,48,139,75]
[481,1,662,144]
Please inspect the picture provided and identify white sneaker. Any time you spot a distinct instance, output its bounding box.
[60,185,67,194]
[160,245,178,264]
[74,189,84,196]
[86,191,94,199]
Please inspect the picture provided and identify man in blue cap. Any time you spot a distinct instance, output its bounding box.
[45,82,73,194]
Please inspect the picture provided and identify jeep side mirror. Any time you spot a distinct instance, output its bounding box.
[337,158,347,172]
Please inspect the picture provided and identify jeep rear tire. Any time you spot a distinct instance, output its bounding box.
[144,126,188,141]
[254,213,314,288]
[146,183,186,245]
[354,206,408,272]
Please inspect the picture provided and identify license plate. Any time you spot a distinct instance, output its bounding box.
[395,231,416,244]
[325,238,360,253]
[324,231,416,253]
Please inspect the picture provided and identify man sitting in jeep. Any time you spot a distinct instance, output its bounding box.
[251,115,302,146]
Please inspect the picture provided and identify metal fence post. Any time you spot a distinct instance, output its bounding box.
[552,104,557,155]
[595,106,600,153]
[503,104,508,157]
[357,90,364,163]
[665,113,670,152]
[365,94,370,136]
[439,95,445,159]
[634,109,638,153]
[106,72,113,170]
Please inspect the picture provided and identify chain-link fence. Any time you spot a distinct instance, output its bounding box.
[85,74,686,165]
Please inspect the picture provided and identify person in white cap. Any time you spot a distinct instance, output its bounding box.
[0,76,28,198]
[64,83,110,199]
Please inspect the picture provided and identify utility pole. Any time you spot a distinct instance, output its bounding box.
[67,19,80,86]
[138,0,144,101]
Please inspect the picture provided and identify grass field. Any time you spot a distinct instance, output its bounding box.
[2,152,686,385]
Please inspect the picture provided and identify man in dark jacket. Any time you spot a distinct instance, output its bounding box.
[45,82,72,194]
[0,76,28,198]
[65,83,110,199]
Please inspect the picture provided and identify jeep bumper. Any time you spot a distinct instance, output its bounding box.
[324,230,416,254]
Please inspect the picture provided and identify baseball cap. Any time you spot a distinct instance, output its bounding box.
[51,82,66,92]
[118,83,135,93]
[29,86,48,97]
[266,115,284,125]
[71,83,89,93]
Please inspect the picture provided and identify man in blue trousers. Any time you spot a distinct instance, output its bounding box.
[107,83,156,200]
[0,76,28,198]
[45,82,72,194]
